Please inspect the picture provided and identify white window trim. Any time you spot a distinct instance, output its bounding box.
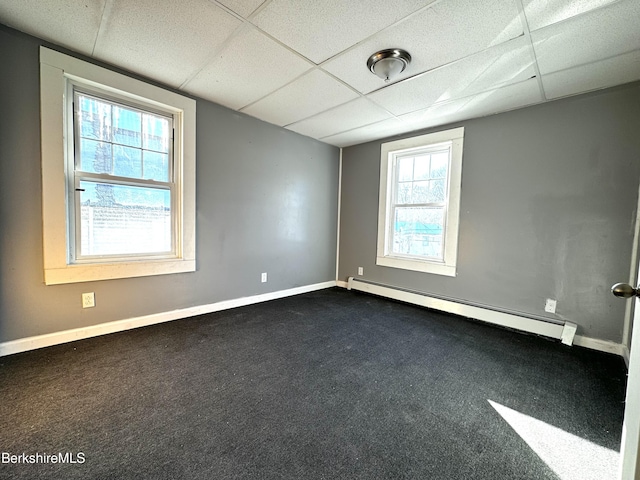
[40,47,196,285]
[376,127,464,277]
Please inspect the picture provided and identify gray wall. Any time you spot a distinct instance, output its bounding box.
[339,82,640,343]
[0,25,339,343]
[2,21,639,346]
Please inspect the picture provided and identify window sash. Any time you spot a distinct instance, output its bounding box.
[389,205,447,262]
[386,146,452,262]
[68,86,177,263]
[72,88,174,180]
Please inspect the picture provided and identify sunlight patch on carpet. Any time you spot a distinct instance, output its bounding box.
[488,400,619,480]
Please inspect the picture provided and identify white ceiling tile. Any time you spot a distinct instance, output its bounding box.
[522,0,619,31]
[324,79,543,146]
[541,49,640,99]
[184,26,312,110]
[285,98,393,139]
[396,98,468,131]
[0,0,106,55]
[454,78,543,118]
[241,69,359,126]
[323,0,524,94]
[396,79,542,131]
[214,0,265,18]
[251,0,437,64]
[320,117,407,147]
[367,37,536,116]
[532,0,640,74]
[93,0,242,88]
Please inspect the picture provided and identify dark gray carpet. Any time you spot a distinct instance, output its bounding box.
[0,288,627,479]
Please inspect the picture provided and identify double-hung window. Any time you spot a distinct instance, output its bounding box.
[40,47,196,285]
[376,127,464,277]
[71,90,174,260]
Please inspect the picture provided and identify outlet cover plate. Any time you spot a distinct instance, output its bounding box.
[545,298,557,313]
[82,292,95,308]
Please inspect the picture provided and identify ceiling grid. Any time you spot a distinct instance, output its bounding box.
[0,0,637,147]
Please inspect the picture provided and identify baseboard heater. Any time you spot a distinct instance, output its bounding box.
[346,277,578,346]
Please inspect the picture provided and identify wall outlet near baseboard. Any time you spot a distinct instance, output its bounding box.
[545,298,557,313]
[261,272,267,283]
[358,267,363,275]
[82,292,95,308]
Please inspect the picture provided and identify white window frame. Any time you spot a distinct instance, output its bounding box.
[376,127,464,277]
[40,47,196,285]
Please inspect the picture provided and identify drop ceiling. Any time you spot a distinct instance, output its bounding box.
[1,0,639,147]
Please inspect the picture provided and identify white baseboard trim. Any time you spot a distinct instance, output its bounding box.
[340,277,627,360]
[4,279,626,363]
[574,335,629,361]
[0,280,336,357]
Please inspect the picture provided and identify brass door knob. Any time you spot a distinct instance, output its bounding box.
[611,283,639,298]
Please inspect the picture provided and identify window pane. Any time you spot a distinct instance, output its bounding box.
[143,114,170,153]
[79,181,171,256]
[112,106,141,147]
[78,95,111,141]
[430,151,449,179]
[413,155,430,180]
[397,157,413,182]
[79,138,113,174]
[412,181,429,203]
[113,145,142,178]
[428,179,446,203]
[392,207,444,259]
[396,182,412,204]
[143,151,169,182]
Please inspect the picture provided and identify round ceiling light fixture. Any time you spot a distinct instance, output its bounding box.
[367,49,411,83]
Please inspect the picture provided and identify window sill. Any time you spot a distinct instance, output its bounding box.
[44,259,196,285]
[376,255,456,277]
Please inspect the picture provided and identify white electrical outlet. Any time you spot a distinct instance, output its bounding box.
[261,272,267,283]
[358,267,364,276]
[82,292,95,308]
[545,298,557,314]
